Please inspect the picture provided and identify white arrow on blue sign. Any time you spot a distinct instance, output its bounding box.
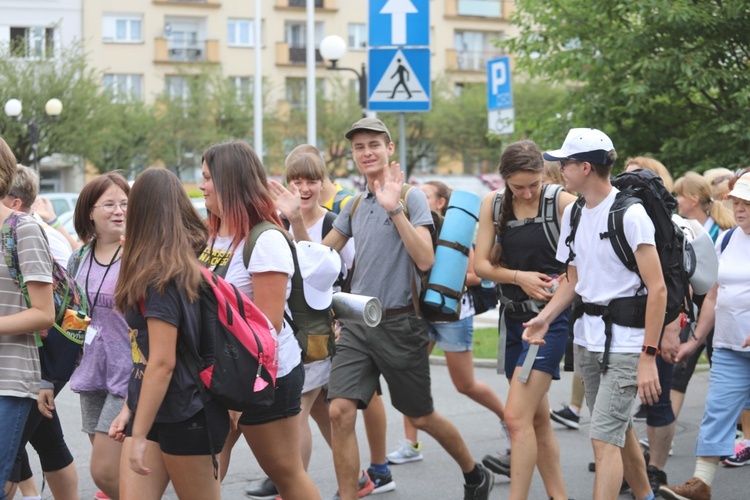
[369,0,429,47]
[487,56,513,110]
[368,48,431,111]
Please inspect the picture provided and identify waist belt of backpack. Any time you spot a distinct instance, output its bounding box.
[496,295,545,380]
[384,303,416,317]
[580,295,646,374]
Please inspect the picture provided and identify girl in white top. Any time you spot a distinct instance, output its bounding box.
[663,173,750,497]
[674,171,735,243]
[198,141,319,500]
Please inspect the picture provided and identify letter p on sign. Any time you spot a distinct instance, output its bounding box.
[487,56,513,110]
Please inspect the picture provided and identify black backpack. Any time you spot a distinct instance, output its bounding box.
[565,169,693,334]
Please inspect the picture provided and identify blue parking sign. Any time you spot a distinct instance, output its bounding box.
[487,57,513,110]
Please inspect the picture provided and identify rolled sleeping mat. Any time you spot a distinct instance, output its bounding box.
[424,189,481,314]
[332,292,382,327]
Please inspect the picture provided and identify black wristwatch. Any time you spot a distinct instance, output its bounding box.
[641,345,660,356]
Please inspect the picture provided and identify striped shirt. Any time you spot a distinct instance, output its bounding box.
[0,215,53,399]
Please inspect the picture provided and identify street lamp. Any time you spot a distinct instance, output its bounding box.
[4,98,63,175]
[319,35,368,116]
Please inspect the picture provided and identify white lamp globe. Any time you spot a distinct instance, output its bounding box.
[45,98,63,117]
[319,35,347,62]
[4,99,22,118]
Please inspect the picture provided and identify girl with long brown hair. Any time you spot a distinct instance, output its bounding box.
[109,167,228,499]
[474,140,577,500]
[198,141,319,500]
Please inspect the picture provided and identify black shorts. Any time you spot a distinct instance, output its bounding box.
[239,362,304,426]
[126,399,229,456]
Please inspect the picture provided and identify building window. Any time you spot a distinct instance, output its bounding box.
[165,76,190,101]
[229,76,254,101]
[348,23,366,50]
[102,14,143,43]
[103,74,143,102]
[457,0,502,17]
[454,30,503,71]
[228,18,262,47]
[10,27,55,59]
[285,77,325,110]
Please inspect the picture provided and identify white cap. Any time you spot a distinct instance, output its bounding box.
[543,128,615,165]
[295,241,342,311]
[672,214,719,296]
[728,173,750,202]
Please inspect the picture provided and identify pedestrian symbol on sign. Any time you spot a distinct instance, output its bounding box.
[370,49,428,104]
[390,59,412,99]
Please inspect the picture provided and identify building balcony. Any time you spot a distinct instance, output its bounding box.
[275,42,323,66]
[275,0,336,11]
[154,38,219,63]
[445,0,505,19]
[153,0,221,7]
[446,49,503,72]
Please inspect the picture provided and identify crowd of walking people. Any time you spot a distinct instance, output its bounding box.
[0,118,748,500]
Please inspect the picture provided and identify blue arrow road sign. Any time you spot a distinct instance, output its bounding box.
[368,48,430,111]
[369,0,429,47]
[487,56,513,110]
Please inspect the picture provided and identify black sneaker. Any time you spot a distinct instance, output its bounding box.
[366,466,396,494]
[550,405,580,430]
[245,478,278,499]
[633,404,648,421]
[463,464,493,500]
[481,451,511,477]
[647,465,668,496]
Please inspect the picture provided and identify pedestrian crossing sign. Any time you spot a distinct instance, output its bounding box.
[368,48,431,112]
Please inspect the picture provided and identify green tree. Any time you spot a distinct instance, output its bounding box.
[505,0,750,174]
[0,42,127,170]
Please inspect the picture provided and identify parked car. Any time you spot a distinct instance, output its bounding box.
[40,193,79,216]
[191,198,207,218]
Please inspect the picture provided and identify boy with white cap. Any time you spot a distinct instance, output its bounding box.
[522,128,665,500]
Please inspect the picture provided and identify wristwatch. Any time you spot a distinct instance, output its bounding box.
[387,202,404,217]
[641,345,661,356]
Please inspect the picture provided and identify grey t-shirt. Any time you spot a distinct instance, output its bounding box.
[333,186,433,309]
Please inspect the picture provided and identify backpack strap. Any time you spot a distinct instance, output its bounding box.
[492,190,503,230]
[1,212,25,289]
[563,197,586,276]
[720,226,737,253]
[322,210,337,239]
[67,243,90,279]
[348,192,365,225]
[600,193,641,274]
[491,185,561,252]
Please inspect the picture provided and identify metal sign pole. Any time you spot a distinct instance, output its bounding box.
[399,112,406,173]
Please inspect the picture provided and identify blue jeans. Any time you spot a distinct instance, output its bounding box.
[0,396,34,497]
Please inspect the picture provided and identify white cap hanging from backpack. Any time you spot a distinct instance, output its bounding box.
[671,214,719,296]
[295,241,343,310]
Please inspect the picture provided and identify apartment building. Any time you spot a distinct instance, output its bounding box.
[82,0,516,108]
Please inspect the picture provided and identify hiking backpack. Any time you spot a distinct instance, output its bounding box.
[244,222,337,363]
[492,184,563,253]
[141,267,279,411]
[565,169,693,333]
[349,185,463,322]
[1,212,88,382]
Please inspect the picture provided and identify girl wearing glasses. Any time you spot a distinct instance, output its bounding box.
[68,173,130,499]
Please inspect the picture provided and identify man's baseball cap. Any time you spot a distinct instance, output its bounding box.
[543,128,616,166]
[345,117,391,142]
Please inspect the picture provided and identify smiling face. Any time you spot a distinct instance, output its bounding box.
[289,177,322,209]
[350,131,394,177]
[90,184,128,241]
[200,161,220,216]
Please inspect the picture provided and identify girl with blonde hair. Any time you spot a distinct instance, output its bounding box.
[674,172,735,243]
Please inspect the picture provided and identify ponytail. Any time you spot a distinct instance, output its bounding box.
[708,199,735,230]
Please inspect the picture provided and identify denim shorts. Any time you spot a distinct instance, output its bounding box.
[575,345,639,448]
[641,354,675,428]
[504,309,570,380]
[695,348,750,458]
[428,316,473,352]
[0,396,34,491]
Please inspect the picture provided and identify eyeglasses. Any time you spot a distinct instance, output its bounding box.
[93,201,128,213]
[559,160,582,171]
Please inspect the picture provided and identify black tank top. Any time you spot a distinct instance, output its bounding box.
[499,184,564,302]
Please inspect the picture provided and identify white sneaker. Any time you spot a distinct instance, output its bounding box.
[386,440,423,464]
[639,437,674,456]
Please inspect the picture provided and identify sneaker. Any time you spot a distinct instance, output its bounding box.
[386,440,423,464]
[660,477,711,500]
[366,467,396,495]
[94,492,110,500]
[245,478,279,499]
[330,471,376,500]
[550,405,580,430]
[481,451,511,477]
[647,465,668,494]
[639,437,674,456]
[634,404,648,421]
[463,464,493,500]
[722,441,750,467]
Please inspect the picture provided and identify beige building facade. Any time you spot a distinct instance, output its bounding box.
[82,0,516,108]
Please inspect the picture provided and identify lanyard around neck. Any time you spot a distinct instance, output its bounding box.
[85,244,121,313]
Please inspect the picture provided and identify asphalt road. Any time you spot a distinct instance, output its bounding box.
[19,317,749,499]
